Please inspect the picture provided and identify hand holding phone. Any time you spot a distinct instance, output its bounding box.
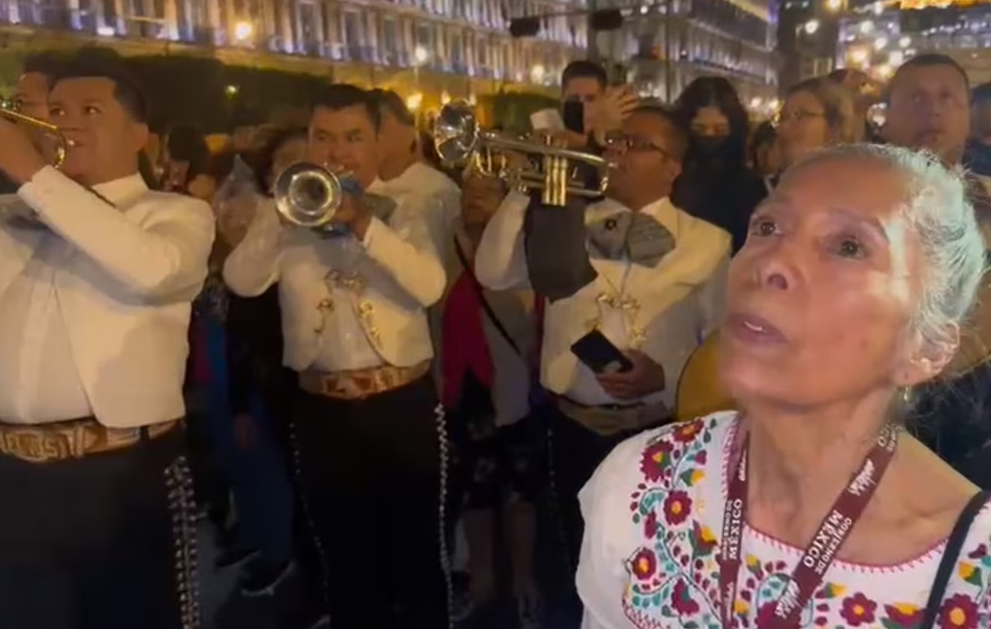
[595,349,667,400]
[571,329,634,375]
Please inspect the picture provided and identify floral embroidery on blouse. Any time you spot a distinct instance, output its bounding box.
[612,413,991,629]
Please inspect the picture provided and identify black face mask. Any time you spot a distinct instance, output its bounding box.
[691,134,732,158]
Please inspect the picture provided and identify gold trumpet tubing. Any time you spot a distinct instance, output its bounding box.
[512,172,602,199]
[542,154,567,207]
[0,106,71,169]
[477,130,610,171]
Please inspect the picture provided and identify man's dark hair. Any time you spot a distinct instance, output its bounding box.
[561,60,607,91]
[887,53,970,102]
[310,83,380,132]
[826,68,852,84]
[632,103,689,161]
[50,46,148,124]
[21,52,64,80]
[367,88,415,128]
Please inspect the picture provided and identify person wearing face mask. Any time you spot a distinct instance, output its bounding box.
[223,84,450,629]
[670,78,766,254]
[475,106,729,619]
[0,49,214,629]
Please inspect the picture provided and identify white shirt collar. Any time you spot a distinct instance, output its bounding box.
[91,173,147,204]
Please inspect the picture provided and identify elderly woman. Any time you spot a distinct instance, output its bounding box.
[576,144,991,628]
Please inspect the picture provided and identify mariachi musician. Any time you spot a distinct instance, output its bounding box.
[474,103,730,571]
[222,83,451,629]
[0,51,214,629]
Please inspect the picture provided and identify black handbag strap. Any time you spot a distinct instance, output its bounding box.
[454,236,524,358]
[919,490,991,629]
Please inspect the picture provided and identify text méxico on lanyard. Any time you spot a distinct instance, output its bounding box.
[718,423,900,629]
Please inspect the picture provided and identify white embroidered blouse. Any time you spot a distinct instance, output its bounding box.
[577,412,991,629]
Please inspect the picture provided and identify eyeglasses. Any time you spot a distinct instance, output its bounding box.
[604,132,674,159]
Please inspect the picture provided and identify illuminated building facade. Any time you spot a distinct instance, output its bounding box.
[590,0,778,109]
[0,0,589,107]
[836,2,991,86]
[777,0,845,95]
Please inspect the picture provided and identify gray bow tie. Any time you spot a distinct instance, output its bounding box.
[587,212,676,267]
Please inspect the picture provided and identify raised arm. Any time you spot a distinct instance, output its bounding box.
[20,166,214,300]
[223,199,284,298]
[474,191,531,290]
[360,192,448,307]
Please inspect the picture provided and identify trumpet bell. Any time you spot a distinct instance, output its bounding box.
[273,163,343,228]
[433,100,479,164]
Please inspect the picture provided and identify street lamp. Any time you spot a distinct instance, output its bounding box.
[233,21,253,42]
[803,19,820,35]
[530,64,546,84]
[414,45,429,66]
[825,0,843,11]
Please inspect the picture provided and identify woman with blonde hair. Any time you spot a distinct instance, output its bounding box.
[774,77,864,176]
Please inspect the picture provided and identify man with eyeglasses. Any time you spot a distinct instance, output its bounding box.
[474,105,729,609]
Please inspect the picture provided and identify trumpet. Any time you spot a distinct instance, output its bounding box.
[0,98,71,168]
[272,162,395,230]
[433,100,610,207]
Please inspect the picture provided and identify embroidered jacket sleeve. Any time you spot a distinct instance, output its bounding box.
[577,433,653,629]
[474,191,532,291]
[223,198,284,298]
[19,166,214,300]
[359,192,447,307]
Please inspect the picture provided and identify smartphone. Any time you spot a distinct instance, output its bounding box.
[562,99,585,134]
[571,329,634,374]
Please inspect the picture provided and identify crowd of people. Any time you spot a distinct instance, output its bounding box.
[1,40,991,629]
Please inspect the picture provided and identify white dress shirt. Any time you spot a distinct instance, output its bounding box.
[223,180,448,372]
[379,162,461,386]
[379,162,461,230]
[0,168,215,427]
[474,191,730,412]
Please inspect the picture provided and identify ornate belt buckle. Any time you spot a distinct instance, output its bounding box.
[0,429,67,463]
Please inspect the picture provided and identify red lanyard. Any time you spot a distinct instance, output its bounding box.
[718,423,899,629]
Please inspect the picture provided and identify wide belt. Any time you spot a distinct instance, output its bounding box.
[299,360,430,400]
[554,395,670,436]
[0,417,180,464]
